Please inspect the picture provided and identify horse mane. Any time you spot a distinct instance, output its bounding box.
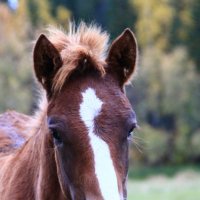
[0,111,32,153]
[46,22,109,92]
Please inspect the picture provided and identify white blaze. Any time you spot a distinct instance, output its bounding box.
[79,88,121,200]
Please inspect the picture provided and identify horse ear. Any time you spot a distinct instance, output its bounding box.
[33,34,62,95]
[106,29,138,87]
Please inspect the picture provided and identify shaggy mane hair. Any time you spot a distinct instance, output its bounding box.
[46,22,109,92]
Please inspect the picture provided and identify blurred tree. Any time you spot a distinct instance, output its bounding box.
[167,0,200,71]
[25,0,70,28]
[185,0,200,71]
[130,124,169,166]
[0,3,32,113]
[50,0,136,38]
[1,0,200,166]
[130,0,200,72]
[127,0,200,164]
[128,46,200,164]
[131,0,174,51]
[0,0,71,113]
[27,0,54,27]
[106,0,136,38]
[168,0,192,48]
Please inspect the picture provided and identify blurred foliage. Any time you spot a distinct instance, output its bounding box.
[129,124,169,165]
[27,0,71,28]
[129,164,200,180]
[128,46,200,165]
[49,0,136,38]
[0,3,32,113]
[131,0,174,50]
[0,0,200,166]
[186,0,200,72]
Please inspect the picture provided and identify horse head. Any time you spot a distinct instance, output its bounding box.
[33,23,138,200]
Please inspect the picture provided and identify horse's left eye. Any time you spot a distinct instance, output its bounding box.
[127,123,137,139]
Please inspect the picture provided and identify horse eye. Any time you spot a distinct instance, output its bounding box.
[127,123,137,139]
[50,128,62,143]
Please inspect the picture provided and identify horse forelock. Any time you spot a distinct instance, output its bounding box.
[46,22,109,92]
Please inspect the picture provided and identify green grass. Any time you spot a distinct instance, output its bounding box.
[128,169,200,200]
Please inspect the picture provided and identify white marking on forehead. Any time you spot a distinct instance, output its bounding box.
[80,88,121,200]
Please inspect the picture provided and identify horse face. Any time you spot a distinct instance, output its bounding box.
[34,25,138,200]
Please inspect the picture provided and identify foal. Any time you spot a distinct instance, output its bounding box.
[0,23,138,200]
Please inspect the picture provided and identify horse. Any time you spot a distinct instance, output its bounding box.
[0,22,138,200]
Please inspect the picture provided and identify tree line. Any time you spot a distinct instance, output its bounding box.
[0,0,199,166]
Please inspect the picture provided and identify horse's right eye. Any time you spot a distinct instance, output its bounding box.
[50,128,62,144]
[48,116,64,144]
